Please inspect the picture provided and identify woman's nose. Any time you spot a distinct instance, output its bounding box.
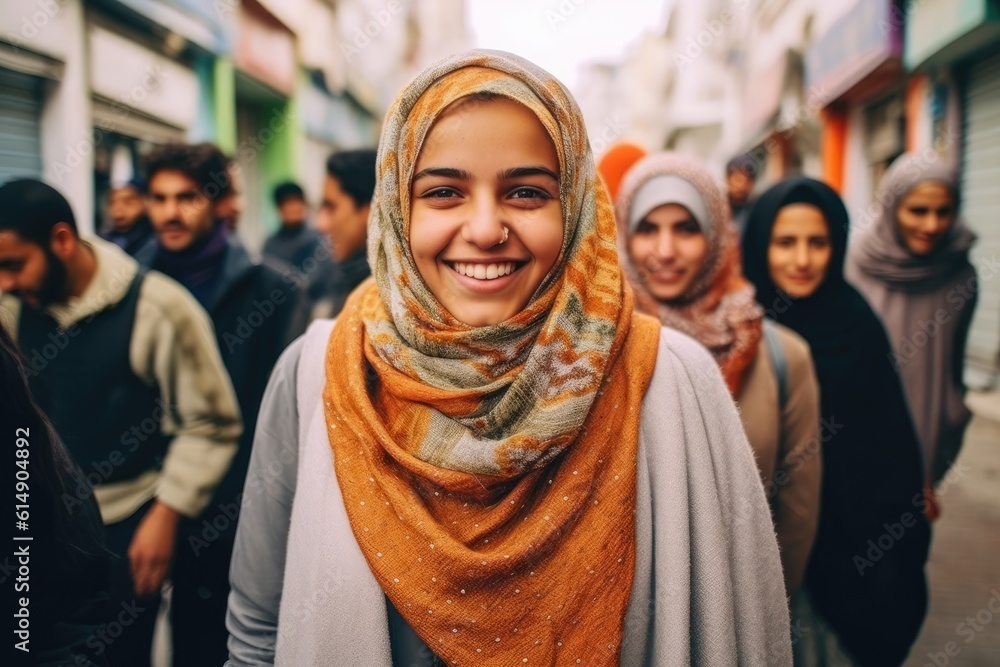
[656,229,675,259]
[462,196,507,248]
[794,244,810,267]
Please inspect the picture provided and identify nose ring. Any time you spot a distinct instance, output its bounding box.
[499,226,509,244]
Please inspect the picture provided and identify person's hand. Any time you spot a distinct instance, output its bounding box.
[922,481,941,522]
[128,502,180,597]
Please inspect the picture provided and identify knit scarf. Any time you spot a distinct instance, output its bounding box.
[322,50,660,666]
[615,152,763,396]
[153,221,228,308]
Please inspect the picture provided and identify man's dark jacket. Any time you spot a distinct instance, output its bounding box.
[136,235,307,507]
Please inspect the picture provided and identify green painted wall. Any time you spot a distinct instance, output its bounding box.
[214,58,237,154]
[906,0,1000,69]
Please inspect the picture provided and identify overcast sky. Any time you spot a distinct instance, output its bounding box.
[466,0,670,93]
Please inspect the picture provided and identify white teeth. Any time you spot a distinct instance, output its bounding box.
[452,261,518,279]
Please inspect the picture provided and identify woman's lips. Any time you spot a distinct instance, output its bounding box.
[445,261,525,294]
[649,268,686,283]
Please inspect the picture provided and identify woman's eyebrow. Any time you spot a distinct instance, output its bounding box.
[412,167,472,182]
[498,166,559,182]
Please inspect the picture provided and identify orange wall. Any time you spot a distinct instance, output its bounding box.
[906,76,927,152]
[821,107,848,193]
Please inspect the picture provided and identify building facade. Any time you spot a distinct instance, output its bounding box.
[0,0,469,249]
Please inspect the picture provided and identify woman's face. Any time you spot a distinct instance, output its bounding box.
[626,203,707,302]
[767,203,832,299]
[896,182,955,256]
[409,97,563,327]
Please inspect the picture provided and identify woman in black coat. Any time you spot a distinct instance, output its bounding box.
[1,324,110,666]
[742,177,930,667]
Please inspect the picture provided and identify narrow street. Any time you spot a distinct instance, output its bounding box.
[906,392,1000,667]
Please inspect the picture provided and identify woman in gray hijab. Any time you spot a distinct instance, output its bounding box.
[846,152,978,512]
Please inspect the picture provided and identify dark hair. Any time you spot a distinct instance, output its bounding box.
[0,324,105,561]
[273,181,305,206]
[0,179,77,246]
[726,154,759,179]
[146,142,232,202]
[326,149,378,206]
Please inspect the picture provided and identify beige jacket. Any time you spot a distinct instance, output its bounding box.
[735,322,821,595]
[0,238,241,523]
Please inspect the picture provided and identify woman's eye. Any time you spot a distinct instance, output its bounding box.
[635,222,657,235]
[909,207,929,216]
[422,188,460,199]
[810,239,830,249]
[773,238,795,247]
[509,186,549,200]
[676,221,701,235]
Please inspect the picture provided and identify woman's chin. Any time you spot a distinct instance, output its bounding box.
[446,303,518,327]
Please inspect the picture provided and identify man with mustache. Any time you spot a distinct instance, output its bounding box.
[0,178,242,667]
[136,142,307,666]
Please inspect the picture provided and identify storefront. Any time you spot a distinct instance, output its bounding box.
[907,0,1000,385]
[87,19,198,232]
[0,65,45,182]
[230,0,297,253]
[805,0,903,218]
[0,0,91,229]
[300,70,378,205]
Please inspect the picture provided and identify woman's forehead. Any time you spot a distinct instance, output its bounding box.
[417,97,557,164]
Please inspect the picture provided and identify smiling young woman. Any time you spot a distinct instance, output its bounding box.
[225,50,792,667]
[615,152,822,599]
[846,153,978,491]
[743,177,931,667]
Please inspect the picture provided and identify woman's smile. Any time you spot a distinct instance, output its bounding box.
[444,258,528,293]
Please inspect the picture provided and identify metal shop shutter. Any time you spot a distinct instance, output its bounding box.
[961,50,1000,384]
[0,67,42,183]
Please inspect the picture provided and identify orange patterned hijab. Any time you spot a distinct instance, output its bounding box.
[615,153,763,396]
[322,50,660,665]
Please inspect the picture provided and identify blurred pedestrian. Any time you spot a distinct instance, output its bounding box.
[227,50,792,667]
[846,153,978,507]
[743,177,930,667]
[312,148,376,318]
[1,323,110,667]
[0,179,241,667]
[726,153,758,236]
[597,141,646,201]
[99,177,155,257]
[263,180,333,317]
[216,161,244,232]
[138,142,307,667]
[616,152,822,597]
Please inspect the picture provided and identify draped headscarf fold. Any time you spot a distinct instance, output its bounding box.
[322,49,660,666]
[615,152,763,395]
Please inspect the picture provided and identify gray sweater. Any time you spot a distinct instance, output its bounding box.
[226,320,793,666]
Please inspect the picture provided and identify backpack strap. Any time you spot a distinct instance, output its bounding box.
[763,319,788,411]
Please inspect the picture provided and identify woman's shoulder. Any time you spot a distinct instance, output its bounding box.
[647,324,726,397]
[768,321,816,378]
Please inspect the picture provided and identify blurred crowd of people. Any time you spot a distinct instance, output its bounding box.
[0,48,980,667]
[1,143,377,666]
